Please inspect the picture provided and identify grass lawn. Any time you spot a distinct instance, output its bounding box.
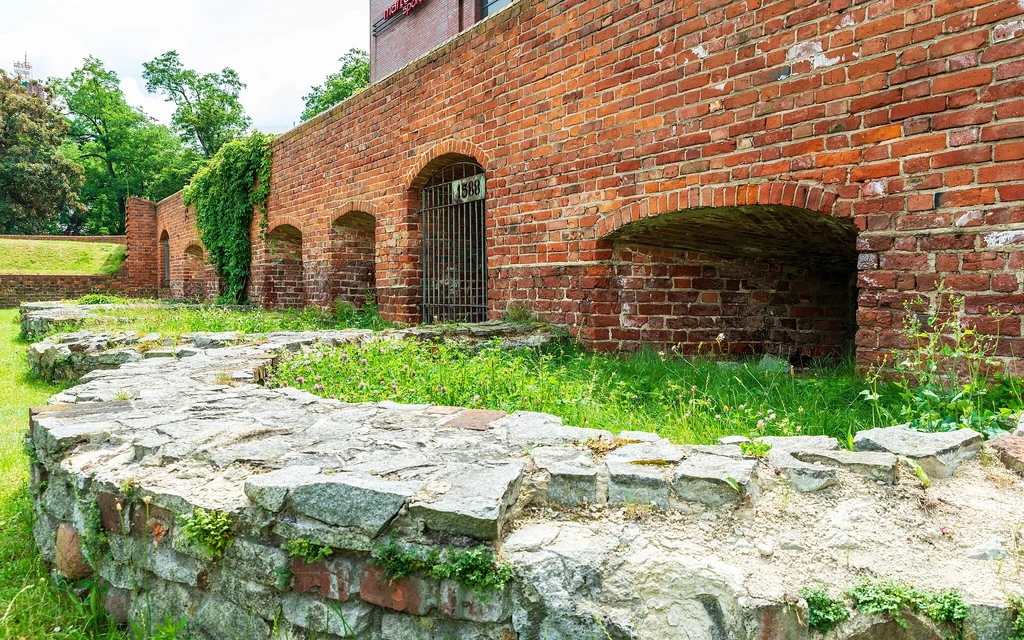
[0,309,129,639]
[270,340,919,446]
[60,298,392,339]
[0,239,126,276]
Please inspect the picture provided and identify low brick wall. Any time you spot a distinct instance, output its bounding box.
[0,235,126,244]
[0,275,121,308]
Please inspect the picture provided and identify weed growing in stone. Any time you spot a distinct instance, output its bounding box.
[372,539,512,594]
[176,508,234,560]
[271,340,936,445]
[799,584,849,634]
[1008,592,1024,640]
[284,538,333,564]
[845,578,968,636]
[739,440,772,458]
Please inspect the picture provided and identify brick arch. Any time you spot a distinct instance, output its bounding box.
[333,200,378,220]
[265,217,305,240]
[405,140,490,191]
[596,181,840,239]
[263,223,305,309]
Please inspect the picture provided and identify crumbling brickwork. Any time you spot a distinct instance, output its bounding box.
[143,0,1024,371]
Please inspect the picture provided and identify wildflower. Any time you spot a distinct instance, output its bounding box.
[314,384,325,391]
[391,384,398,391]
[143,496,151,505]
[116,502,122,512]
[798,406,804,415]
[360,358,367,365]
[296,376,306,384]
[358,381,367,389]
[756,419,765,429]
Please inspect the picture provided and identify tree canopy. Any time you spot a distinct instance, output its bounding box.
[142,51,251,158]
[301,49,370,122]
[0,73,85,234]
[50,57,201,234]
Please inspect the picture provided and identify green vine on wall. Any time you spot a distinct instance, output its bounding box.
[182,131,273,304]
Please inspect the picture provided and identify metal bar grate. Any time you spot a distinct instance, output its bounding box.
[420,162,488,324]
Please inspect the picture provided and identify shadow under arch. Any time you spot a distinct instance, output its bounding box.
[330,210,376,306]
[598,194,859,360]
[264,223,305,309]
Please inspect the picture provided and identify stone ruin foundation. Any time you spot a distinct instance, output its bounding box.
[23,303,1024,639]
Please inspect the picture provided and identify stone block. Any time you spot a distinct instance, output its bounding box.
[791,449,898,484]
[290,472,421,536]
[32,512,57,563]
[853,425,982,479]
[672,453,760,507]
[244,465,321,512]
[409,462,524,540]
[193,593,270,640]
[292,556,360,602]
[103,586,131,625]
[56,523,93,579]
[97,490,127,533]
[439,579,511,623]
[739,597,809,640]
[281,593,376,636]
[223,538,289,586]
[381,612,516,640]
[531,446,598,506]
[605,442,682,508]
[273,517,374,553]
[360,563,438,616]
[988,435,1024,474]
[215,574,283,621]
[768,449,838,492]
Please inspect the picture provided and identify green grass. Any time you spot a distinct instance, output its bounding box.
[0,239,126,276]
[269,339,919,445]
[0,309,132,638]
[54,298,392,340]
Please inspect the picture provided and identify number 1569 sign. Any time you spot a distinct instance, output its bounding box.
[451,174,486,204]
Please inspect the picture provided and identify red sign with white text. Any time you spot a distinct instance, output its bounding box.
[383,0,427,20]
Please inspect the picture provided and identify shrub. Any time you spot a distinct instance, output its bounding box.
[284,538,333,564]
[372,539,512,594]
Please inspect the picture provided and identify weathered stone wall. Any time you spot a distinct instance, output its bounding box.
[26,324,1024,639]
[147,0,1024,369]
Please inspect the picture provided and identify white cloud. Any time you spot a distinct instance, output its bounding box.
[0,0,369,132]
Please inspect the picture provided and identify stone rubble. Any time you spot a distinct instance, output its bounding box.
[21,305,1024,640]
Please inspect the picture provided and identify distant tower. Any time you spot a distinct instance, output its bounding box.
[13,53,32,83]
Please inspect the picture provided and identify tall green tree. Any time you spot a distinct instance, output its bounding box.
[0,73,84,234]
[51,57,201,234]
[301,49,370,122]
[142,51,251,158]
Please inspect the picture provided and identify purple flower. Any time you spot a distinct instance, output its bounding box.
[296,376,306,384]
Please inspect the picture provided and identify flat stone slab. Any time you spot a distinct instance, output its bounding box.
[853,425,983,479]
[672,453,760,506]
[531,446,598,507]
[791,449,898,484]
[768,449,838,492]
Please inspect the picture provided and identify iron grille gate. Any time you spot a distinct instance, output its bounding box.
[420,162,488,323]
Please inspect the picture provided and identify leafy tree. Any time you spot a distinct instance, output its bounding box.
[301,49,370,122]
[142,51,251,158]
[0,72,85,234]
[51,57,202,234]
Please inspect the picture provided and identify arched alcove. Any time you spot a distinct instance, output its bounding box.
[601,201,858,360]
[183,244,206,301]
[264,224,305,309]
[330,211,376,306]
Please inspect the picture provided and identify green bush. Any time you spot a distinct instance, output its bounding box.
[846,578,968,635]
[371,539,511,594]
[284,538,332,564]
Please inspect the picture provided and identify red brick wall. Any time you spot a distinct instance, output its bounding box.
[149,0,1024,371]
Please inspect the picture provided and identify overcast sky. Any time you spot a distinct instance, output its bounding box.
[0,0,370,134]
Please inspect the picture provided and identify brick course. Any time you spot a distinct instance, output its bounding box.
[141,0,1024,371]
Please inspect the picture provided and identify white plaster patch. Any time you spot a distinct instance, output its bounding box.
[691,45,709,60]
[786,41,823,61]
[953,210,984,228]
[837,13,856,29]
[812,53,842,69]
[993,19,1024,43]
[714,82,727,90]
[863,181,885,196]
[982,230,1024,247]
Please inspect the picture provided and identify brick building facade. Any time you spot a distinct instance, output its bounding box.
[136,0,1024,372]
